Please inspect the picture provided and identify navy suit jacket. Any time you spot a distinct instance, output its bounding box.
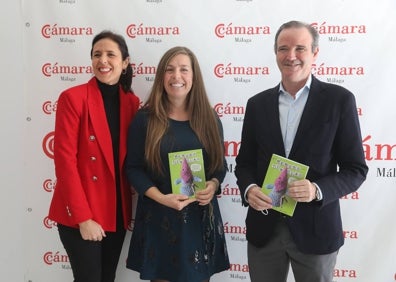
[235,75,368,254]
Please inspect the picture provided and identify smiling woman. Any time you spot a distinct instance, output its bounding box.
[91,36,130,86]
[164,53,193,118]
[47,30,140,282]
[124,46,230,282]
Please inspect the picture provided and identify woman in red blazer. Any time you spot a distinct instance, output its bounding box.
[48,31,139,282]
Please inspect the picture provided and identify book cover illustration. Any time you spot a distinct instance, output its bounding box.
[168,149,206,198]
[261,154,309,216]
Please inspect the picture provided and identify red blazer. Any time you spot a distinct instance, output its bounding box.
[48,77,139,231]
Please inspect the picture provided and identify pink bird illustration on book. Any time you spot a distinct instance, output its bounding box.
[175,157,203,196]
[266,167,288,207]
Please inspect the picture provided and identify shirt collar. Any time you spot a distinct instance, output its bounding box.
[279,75,312,99]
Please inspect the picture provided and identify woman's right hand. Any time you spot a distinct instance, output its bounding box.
[161,193,196,210]
[145,186,196,210]
[78,219,106,241]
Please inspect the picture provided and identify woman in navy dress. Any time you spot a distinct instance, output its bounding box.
[125,46,229,282]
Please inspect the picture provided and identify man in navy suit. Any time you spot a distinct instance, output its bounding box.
[235,20,368,282]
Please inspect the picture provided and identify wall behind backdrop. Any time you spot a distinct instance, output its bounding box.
[4,0,394,281]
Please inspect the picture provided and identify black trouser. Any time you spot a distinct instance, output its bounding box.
[58,224,126,282]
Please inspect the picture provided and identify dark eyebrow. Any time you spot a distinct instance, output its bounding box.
[166,64,191,68]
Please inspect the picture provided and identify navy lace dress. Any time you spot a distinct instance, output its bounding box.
[125,110,230,282]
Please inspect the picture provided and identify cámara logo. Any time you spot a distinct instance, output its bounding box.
[224,140,241,157]
[41,24,93,39]
[214,63,269,78]
[131,63,156,77]
[43,216,57,229]
[214,23,270,38]
[42,100,57,115]
[42,131,55,159]
[43,251,69,265]
[312,63,364,76]
[214,102,245,118]
[42,63,92,77]
[43,178,56,192]
[126,23,180,39]
[311,22,367,34]
[363,135,396,161]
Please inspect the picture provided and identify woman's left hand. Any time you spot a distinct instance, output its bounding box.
[195,179,218,205]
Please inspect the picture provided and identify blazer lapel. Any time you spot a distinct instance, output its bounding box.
[268,86,286,156]
[87,78,115,178]
[289,76,325,157]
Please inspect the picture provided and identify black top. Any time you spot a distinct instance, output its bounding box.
[97,78,123,230]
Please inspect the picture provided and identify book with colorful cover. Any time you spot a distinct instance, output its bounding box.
[168,149,206,198]
[261,154,309,216]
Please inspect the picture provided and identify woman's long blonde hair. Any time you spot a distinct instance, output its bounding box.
[144,46,224,175]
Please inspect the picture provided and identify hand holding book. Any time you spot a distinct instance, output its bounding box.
[261,154,309,216]
[287,179,318,203]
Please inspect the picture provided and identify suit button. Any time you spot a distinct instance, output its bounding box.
[92,176,98,181]
[89,135,96,141]
[90,156,96,161]
[66,206,72,216]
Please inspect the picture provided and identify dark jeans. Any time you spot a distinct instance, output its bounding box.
[58,224,126,282]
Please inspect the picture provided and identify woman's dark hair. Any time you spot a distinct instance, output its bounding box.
[90,30,133,92]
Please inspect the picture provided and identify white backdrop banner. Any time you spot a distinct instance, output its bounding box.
[23,0,396,281]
